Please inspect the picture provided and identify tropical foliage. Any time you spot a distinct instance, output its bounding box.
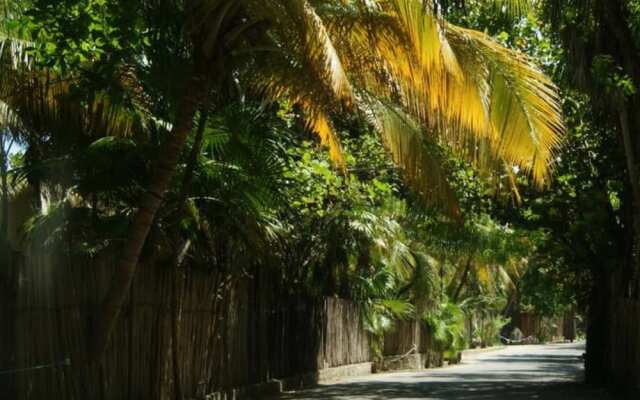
[5,1,637,394]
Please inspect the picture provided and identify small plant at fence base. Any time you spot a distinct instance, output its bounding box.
[424,301,467,363]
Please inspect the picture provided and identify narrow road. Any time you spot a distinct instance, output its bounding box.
[278,343,620,399]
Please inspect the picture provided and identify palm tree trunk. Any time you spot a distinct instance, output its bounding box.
[585,268,610,384]
[452,254,473,302]
[180,107,209,198]
[439,257,445,302]
[90,73,207,363]
[619,107,640,205]
[1,140,9,239]
[171,239,190,400]
[169,106,209,400]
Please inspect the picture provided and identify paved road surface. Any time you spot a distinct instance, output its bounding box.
[277,343,624,399]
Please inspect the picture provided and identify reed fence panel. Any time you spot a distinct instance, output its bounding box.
[0,249,371,400]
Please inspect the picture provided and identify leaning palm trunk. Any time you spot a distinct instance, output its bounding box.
[452,253,474,302]
[169,106,209,400]
[1,146,8,238]
[90,74,207,362]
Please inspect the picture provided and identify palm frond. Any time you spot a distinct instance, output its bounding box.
[366,99,461,215]
[326,0,563,190]
[243,0,358,165]
[443,25,564,185]
[283,0,353,102]
[380,298,415,319]
[1,71,145,141]
[492,0,531,16]
[391,0,463,79]
[301,103,345,166]
[440,0,531,17]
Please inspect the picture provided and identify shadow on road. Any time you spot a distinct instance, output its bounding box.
[278,380,613,400]
[276,344,627,399]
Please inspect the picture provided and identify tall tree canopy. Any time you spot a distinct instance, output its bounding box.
[0,0,563,362]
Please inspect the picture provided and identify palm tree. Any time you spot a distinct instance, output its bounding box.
[2,0,563,362]
[0,126,15,238]
[0,0,27,238]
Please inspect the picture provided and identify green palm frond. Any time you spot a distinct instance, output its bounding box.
[186,104,288,253]
[406,250,439,310]
[438,0,531,16]
[380,298,415,318]
[424,300,467,352]
[492,0,531,16]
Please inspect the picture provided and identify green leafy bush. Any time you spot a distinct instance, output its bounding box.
[424,301,467,358]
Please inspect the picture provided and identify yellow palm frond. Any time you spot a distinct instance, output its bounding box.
[445,25,564,185]
[253,59,346,166]
[366,99,461,217]
[300,102,345,166]
[327,2,563,190]
[253,0,563,201]
[390,0,462,79]
[258,0,353,103]
[294,0,353,102]
[241,0,357,166]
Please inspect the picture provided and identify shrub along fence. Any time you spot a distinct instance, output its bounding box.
[0,248,371,400]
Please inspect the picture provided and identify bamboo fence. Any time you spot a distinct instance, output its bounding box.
[0,248,372,400]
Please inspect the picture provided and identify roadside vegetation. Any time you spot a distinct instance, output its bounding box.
[1,0,639,395]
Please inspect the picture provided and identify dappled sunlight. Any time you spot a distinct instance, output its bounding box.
[1,1,639,399]
[276,344,620,400]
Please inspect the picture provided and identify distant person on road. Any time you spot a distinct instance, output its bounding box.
[511,327,523,343]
